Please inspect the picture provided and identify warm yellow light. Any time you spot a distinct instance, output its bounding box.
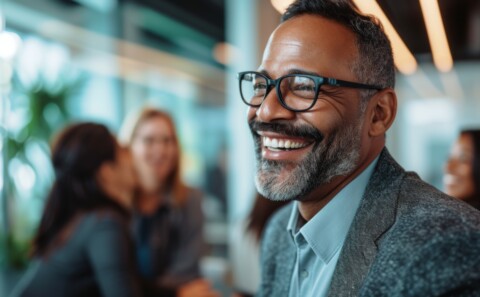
[353,0,417,75]
[270,0,294,14]
[213,42,238,65]
[419,0,453,72]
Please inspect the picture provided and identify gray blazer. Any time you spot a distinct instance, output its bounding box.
[258,149,480,297]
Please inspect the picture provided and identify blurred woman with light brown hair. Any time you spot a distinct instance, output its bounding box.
[122,108,218,297]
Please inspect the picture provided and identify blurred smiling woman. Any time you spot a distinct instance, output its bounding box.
[444,129,480,210]
[10,123,140,297]
[122,108,218,297]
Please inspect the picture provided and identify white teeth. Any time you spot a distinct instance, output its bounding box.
[272,138,278,148]
[264,137,271,147]
[262,137,308,150]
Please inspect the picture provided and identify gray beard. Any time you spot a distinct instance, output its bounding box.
[254,122,362,202]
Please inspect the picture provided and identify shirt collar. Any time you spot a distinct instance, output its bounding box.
[286,156,379,263]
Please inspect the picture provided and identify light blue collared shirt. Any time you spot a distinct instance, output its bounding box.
[287,157,379,297]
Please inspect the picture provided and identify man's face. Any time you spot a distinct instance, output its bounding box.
[248,15,368,202]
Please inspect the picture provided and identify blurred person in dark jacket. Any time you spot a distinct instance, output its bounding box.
[10,123,140,297]
[122,108,219,297]
[444,129,480,210]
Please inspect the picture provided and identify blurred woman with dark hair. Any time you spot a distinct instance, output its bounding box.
[10,123,140,297]
[444,129,480,210]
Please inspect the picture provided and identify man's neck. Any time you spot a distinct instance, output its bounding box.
[298,148,383,221]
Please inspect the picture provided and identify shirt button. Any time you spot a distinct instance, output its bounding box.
[296,236,307,248]
[301,270,309,278]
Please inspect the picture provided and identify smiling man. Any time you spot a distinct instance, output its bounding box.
[238,0,480,296]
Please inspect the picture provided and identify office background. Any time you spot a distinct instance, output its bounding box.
[1,0,480,294]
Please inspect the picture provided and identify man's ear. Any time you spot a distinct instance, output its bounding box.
[367,88,397,137]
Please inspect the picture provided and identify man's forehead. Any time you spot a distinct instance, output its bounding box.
[261,15,358,77]
[262,39,305,61]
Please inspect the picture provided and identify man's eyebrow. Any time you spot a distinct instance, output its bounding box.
[258,69,271,77]
[257,68,323,78]
[287,69,322,76]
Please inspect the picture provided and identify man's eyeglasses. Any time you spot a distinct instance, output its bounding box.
[237,71,383,112]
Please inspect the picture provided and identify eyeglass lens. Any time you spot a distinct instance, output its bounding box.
[240,73,318,111]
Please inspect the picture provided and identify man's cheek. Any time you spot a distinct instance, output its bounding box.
[247,107,257,120]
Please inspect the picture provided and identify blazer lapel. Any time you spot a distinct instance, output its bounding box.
[328,149,404,297]
[259,204,297,297]
[273,243,296,296]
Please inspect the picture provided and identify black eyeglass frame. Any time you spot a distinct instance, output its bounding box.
[237,71,383,112]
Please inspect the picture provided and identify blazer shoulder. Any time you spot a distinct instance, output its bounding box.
[362,175,480,296]
[397,173,480,229]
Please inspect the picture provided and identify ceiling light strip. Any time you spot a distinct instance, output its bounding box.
[353,0,417,75]
[419,0,453,72]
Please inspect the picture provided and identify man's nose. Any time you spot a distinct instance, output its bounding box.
[255,89,296,122]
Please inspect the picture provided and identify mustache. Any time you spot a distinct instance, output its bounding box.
[249,120,324,142]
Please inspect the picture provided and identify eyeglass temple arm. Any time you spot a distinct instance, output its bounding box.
[326,78,382,90]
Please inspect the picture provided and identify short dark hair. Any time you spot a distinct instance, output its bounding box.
[460,129,480,202]
[282,0,395,106]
